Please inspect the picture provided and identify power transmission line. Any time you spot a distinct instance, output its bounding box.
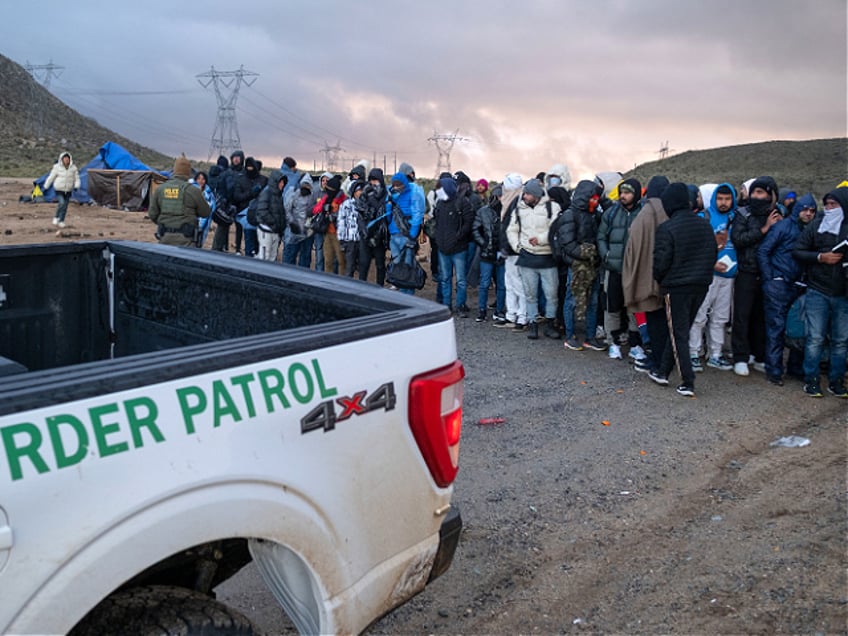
[428,130,469,178]
[197,65,258,160]
[24,59,64,135]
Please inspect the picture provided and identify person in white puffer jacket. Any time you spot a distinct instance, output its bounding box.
[43,151,81,228]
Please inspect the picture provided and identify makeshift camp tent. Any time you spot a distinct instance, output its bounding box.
[35,142,169,211]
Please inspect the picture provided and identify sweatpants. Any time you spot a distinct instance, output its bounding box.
[689,275,733,359]
[504,256,527,325]
[660,288,709,387]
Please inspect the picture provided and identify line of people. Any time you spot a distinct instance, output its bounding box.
[156,149,848,399]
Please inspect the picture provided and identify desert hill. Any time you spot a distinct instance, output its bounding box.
[0,53,175,177]
[626,138,846,199]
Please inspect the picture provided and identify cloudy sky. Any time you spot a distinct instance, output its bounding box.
[2,0,846,182]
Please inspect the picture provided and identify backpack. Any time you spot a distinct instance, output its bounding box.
[547,209,568,263]
[386,244,427,290]
[246,196,260,227]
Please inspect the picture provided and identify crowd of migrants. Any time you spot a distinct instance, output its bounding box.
[147,150,848,399]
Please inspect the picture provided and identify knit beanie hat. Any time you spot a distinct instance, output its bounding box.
[173,154,191,179]
[326,175,342,192]
[523,179,545,199]
[660,182,691,213]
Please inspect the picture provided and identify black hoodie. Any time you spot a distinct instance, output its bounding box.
[559,180,601,265]
[732,176,779,274]
[793,186,848,297]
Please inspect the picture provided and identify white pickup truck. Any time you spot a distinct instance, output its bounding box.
[0,241,463,635]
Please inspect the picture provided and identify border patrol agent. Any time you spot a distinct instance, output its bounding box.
[148,155,211,247]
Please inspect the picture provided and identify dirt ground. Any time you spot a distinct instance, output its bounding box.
[3,178,845,634]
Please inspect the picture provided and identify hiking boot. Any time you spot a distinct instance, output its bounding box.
[608,344,622,360]
[733,362,749,376]
[634,358,652,373]
[511,322,527,333]
[707,355,733,371]
[828,382,848,398]
[527,322,539,340]
[629,345,647,361]
[563,336,583,351]
[475,310,486,322]
[648,370,669,386]
[583,337,607,351]
[803,379,823,397]
[676,384,695,397]
[691,356,704,373]
[767,375,784,386]
[544,325,561,339]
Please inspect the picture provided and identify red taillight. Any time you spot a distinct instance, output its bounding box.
[408,360,465,488]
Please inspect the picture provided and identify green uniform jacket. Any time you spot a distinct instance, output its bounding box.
[148,176,211,247]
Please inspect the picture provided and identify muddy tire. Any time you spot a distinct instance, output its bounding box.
[70,585,262,636]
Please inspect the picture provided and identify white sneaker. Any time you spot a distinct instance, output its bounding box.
[608,344,622,360]
[52,217,59,225]
[58,221,65,228]
[628,345,647,361]
[751,361,766,373]
[733,362,749,376]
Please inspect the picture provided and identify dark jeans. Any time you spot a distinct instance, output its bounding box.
[732,270,766,363]
[762,279,800,378]
[803,288,848,383]
[244,228,258,257]
[359,241,386,286]
[283,236,314,268]
[478,259,505,313]
[55,191,71,222]
[660,288,708,386]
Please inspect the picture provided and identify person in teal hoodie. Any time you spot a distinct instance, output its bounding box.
[689,183,738,372]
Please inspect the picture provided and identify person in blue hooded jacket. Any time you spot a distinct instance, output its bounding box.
[689,183,738,372]
[387,171,425,295]
[756,193,817,385]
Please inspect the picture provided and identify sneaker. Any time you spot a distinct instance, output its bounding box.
[488,301,497,309]
[629,345,648,361]
[633,358,652,373]
[751,360,766,374]
[676,384,695,397]
[595,326,607,340]
[582,337,607,351]
[457,305,470,318]
[58,221,66,228]
[492,313,507,325]
[475,310,486,322]
[706,355,733,371]
[803,380,822,397]
[648,370,669,386]
[563,336,583,351]
[767,375,784,386]
[511,322,527,333]
[691,356,704,373]
[608,344,622,360]
[733,362,749,377]
[543,325,561,339]
[527,323,539,340]
[494,318,513,328]
[828,382,848,398]
[52,217,59,226]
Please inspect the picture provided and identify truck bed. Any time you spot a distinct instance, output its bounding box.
[0,241,448,415]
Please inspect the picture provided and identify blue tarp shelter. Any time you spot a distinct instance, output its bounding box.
[35,142,169,210]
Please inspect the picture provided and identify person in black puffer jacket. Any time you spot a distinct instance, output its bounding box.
[792,186,848,397]
[472,187,505,322]
[434,175,474,315]
[652,182,717,396]
[255,169,288,262]
[730,176,783,374]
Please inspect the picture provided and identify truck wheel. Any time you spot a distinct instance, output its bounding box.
[70,585,262,636]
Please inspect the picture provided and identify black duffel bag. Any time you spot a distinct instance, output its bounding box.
[387,244,427,290]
